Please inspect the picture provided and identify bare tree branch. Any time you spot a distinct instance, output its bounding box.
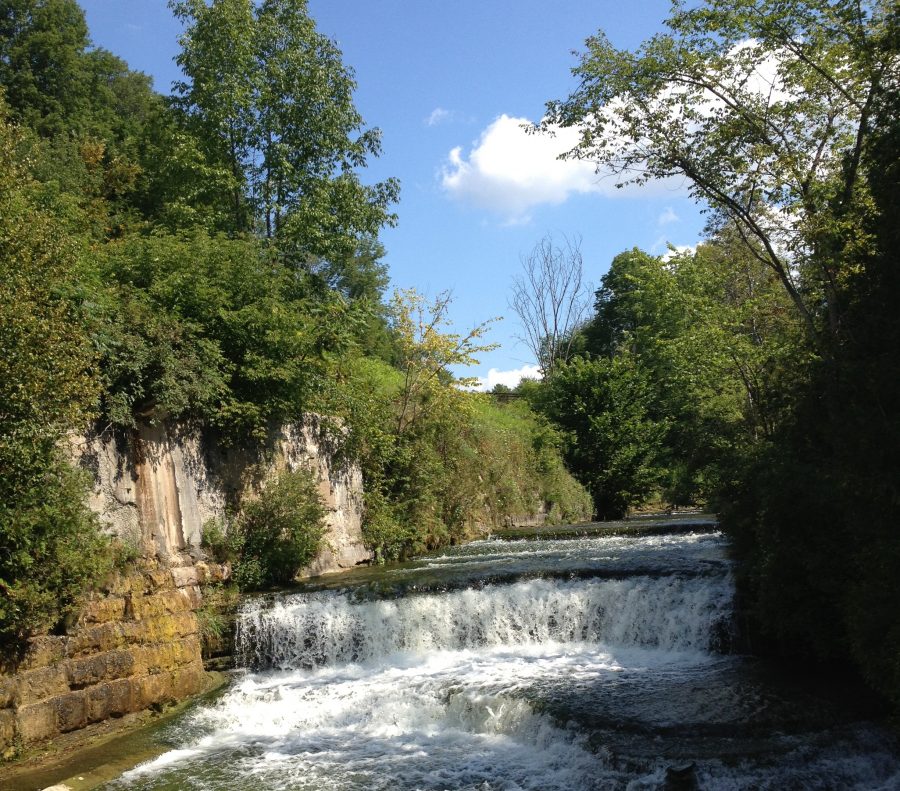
[509,234,592,375]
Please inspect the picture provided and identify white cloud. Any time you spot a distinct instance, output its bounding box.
[441,115,601,221]
[661,243,697,262]
[470,364,543,392]
[425,107,451,127]
[441,114,684,222]
[658,207,679,226]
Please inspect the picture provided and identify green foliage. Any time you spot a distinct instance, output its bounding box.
[169,0,399,256]
[204,468,326,590]
[539,0,900,711]
[0,0,167,239]
[331,340,591,561]
[200,517,240,566]
[545,0,893,346]
[0,0,93,137]
[573,236,805,504]
[531,234,803,518]
[538,355,666,519]
[0,452,112,646]
[336,294,502,557]
[390,288,498,433]
[0,1,590,651]
[80,229,371,437]
[721,59,900,704]
[195,581,240,645]
[0,98,111,646]
[472,397,593,525]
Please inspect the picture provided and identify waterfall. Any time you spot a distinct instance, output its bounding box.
[236,573,734,670]
[112,531,900,791]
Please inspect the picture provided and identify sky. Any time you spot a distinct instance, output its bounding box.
[78,0,707,388]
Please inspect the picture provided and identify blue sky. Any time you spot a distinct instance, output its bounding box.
[79,0,706,387]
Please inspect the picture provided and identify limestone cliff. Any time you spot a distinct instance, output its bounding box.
[71,416,372,575]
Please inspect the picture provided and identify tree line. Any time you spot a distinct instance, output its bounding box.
[511,0,900,708]
[0,0,591,648]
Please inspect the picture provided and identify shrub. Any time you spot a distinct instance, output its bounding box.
[205,468,326,590]
[0,447,112,647]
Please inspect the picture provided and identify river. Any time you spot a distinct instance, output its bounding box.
[105,520,900,790]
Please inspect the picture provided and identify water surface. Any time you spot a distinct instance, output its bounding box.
[105,524,900,790]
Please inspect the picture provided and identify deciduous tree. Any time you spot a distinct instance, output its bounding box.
[509,234,591,375]
[170,0,399,262]
[390,288,497,433]
[544,0,895,346]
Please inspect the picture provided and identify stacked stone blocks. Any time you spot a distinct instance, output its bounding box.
[0,562,226,755]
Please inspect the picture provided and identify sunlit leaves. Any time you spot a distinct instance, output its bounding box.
[0,100,111,645]
[390,288,498,434]
[545,0,896,344]
[169,0,399,258]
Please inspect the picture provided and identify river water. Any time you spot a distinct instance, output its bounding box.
[107,521,900,790]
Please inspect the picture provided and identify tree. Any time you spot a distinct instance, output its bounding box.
[170,0,257,232]
[170,0,399,260]
[93,229,367,437]
[509,234,591,375]
[543,0,900,708]
[0,0,91,136]
[390,288,497,433]
[578,248,656,359]
[0,0,164,236]
[544,0,895,347]
[539,355,666,518]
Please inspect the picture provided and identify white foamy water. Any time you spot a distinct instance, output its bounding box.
[237,574,733,670]
[122,645,636,791]
[107,530,900,791]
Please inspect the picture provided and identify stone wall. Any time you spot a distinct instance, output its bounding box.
[0,563,225,757]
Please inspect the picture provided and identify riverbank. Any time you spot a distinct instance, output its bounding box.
[0,671,229,791]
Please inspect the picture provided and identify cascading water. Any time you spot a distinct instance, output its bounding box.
[106,526,900,791]
[236,574,733,669]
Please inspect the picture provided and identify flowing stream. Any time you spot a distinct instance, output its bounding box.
[107,520,900,790]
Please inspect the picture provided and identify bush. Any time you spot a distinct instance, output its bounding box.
[0,446,112,647]
[202,468,327,590]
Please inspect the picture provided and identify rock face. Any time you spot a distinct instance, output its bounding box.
[71,415,372,574]
[0,417,371,756]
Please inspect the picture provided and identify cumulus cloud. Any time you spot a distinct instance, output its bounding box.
[470,364,543,392]
[441,115,601,221]
[441,115,684,222]
[425,107,452,127]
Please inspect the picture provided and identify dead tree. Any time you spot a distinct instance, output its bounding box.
[509,234,591,375]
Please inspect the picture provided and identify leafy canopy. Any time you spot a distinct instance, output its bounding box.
[544,0,895,344]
